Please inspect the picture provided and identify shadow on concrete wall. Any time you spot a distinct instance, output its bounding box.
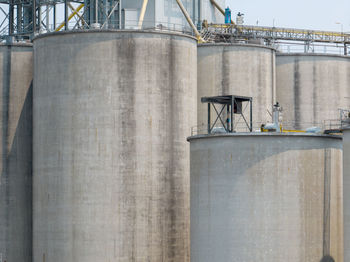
[0,81,32,262]
[320,255,335,262]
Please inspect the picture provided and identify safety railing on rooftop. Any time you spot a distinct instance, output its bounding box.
[191,120,330,136]
[0,18,198,41]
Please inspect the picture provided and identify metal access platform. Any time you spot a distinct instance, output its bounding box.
[201,24,350,55]
[201,95,253,134]
[323,109,350,134]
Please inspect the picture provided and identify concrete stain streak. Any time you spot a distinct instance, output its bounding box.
[323,148,331,257]
[293,57,301,130]
[312,61,317,124]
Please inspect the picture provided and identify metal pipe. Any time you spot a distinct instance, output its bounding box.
[119,0,122,29]
[198,0,201,28]
[192,0,195,26]
[137,0,148,29]
[232,100,235,132]
[9,0,14,34]
[226,103,229,131]
[208,103,211,134]
[175,0,203,41]
[209,0,235,25]
[32,0,36,33]
[95,0,98,23]
[53,4,56,29]
[250,99,253,132]
[64,0,68,30]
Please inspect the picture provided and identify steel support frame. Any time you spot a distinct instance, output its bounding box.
[206,97,253,134]
[0,0,87,40]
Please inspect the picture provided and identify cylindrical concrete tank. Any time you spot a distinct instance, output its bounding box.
[343,128,350,261]
[276,53,350,130]
[33,31,196,261]
[0,44,33,262]
[197,44,276,131]
[189,133,343,262]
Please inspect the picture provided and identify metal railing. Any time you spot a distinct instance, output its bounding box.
[323,119,350,132]
[205,24,350,43]
[202,23,350,55]
[191,120,330,136]
[0,7,198,41]
[191,122,266,136]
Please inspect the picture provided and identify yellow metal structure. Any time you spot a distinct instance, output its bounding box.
[68,3,88,28]
[282,129,306,133]
[138,0,149,29]
[260,124,307,133]
[175,0,204,42]
[55,3,84,32]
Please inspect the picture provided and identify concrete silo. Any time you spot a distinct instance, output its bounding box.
[197,44,276,132]
[33,30,196,262]
[276,53,350,130]
[189,133,343,262]
[0,44,33,262]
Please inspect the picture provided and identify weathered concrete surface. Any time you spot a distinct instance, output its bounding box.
[197,44,276,131]
[0,44,33,262]
[276,54,350,130]
[343,128,350,261]
[33,31,196,262]
[189,133,343,262]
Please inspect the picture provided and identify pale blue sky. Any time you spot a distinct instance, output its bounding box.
[226,0,350,32]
